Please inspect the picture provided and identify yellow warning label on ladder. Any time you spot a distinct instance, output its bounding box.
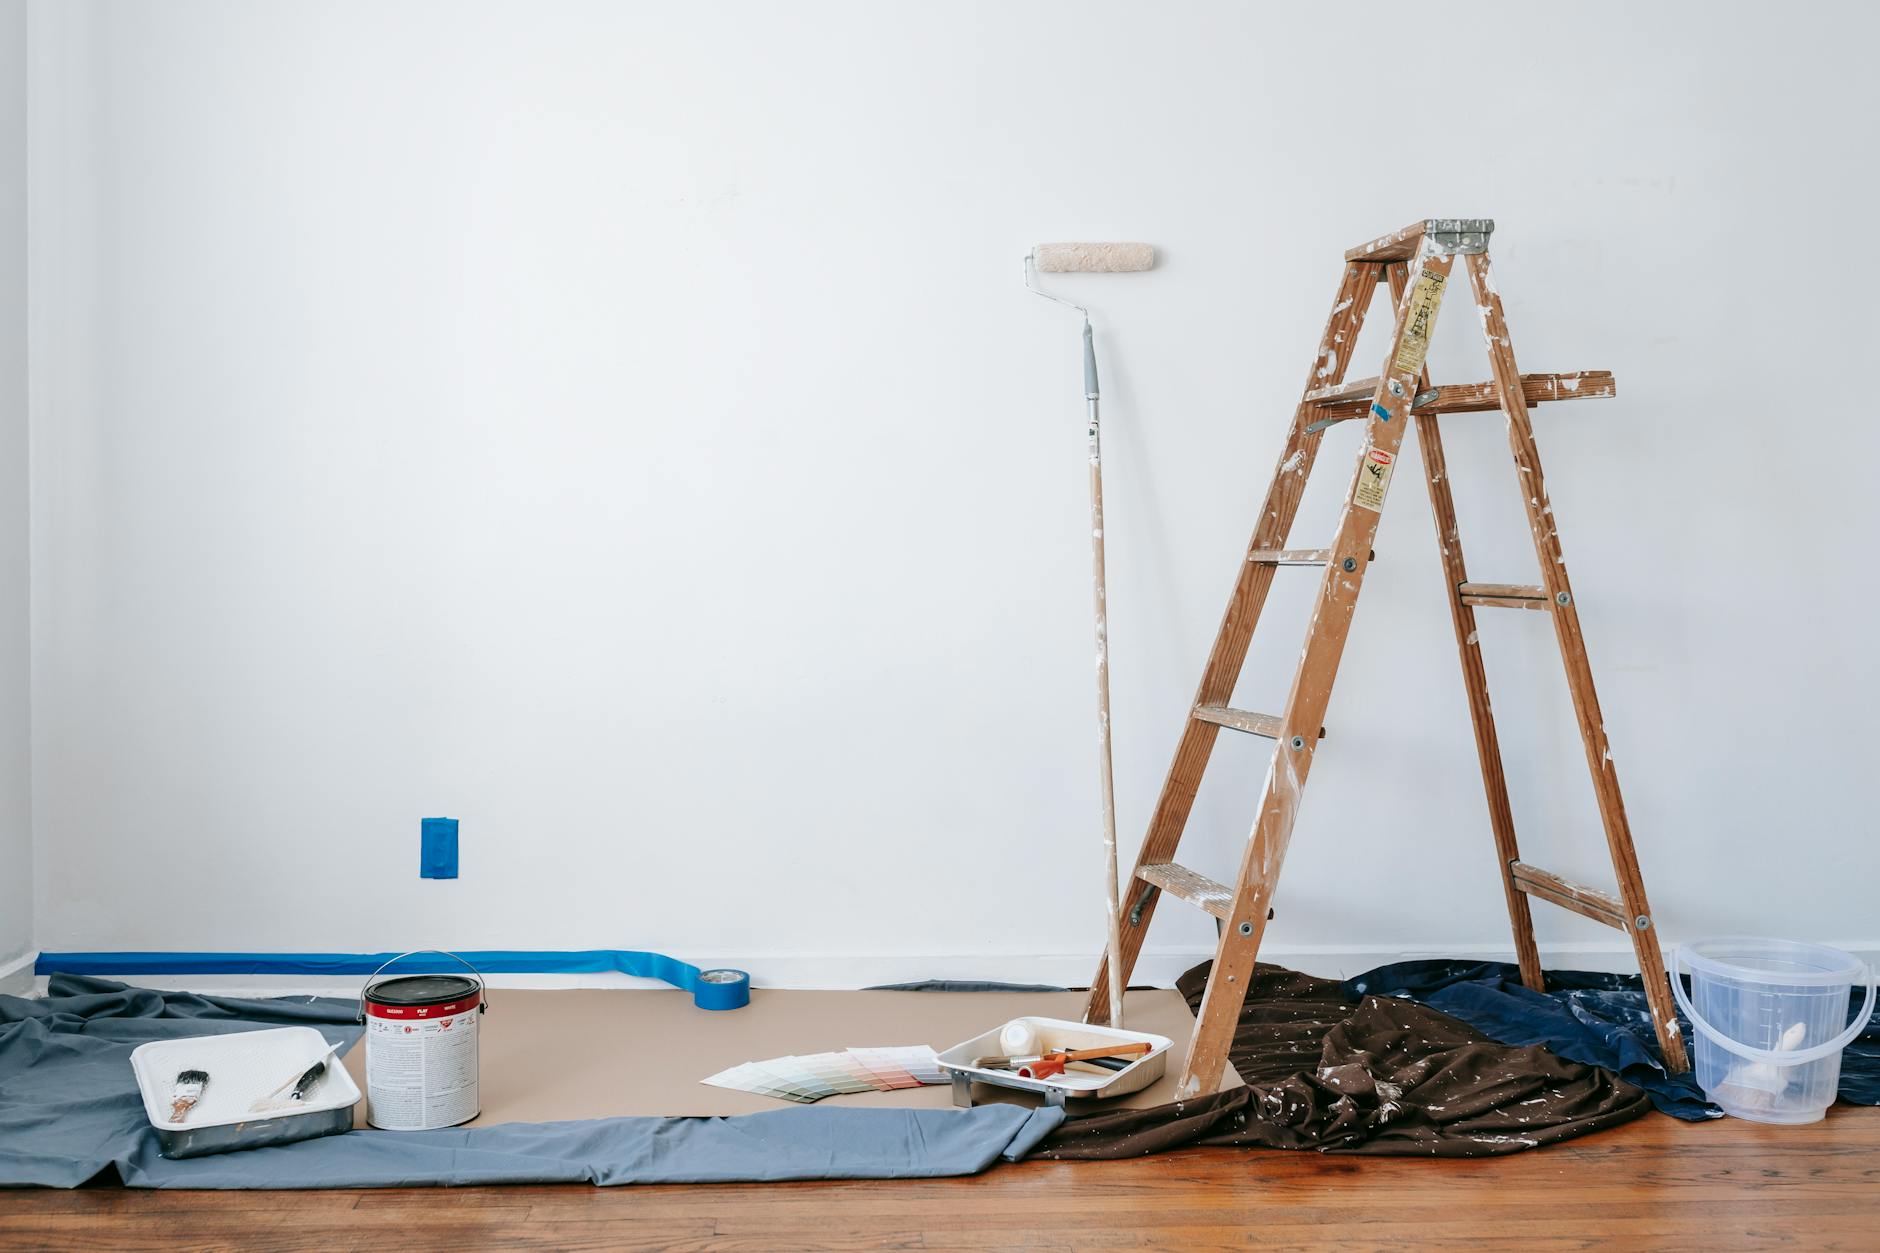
[1392,267,1446,375]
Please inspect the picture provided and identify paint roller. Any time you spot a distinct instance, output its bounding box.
[1032,242,1156,274]
[1023,241,1157,1029]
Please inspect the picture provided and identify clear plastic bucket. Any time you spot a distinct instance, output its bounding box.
[1672,937,1875,1124]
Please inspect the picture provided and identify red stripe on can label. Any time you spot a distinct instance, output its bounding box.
[364,992,481,1020]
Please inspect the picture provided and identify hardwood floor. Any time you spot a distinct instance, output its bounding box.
[2,1106,1875,1251]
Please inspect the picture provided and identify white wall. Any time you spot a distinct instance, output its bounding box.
[0,0,29,993]
[26,0,1880,988]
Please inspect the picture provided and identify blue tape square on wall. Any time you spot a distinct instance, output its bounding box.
[421,817,459,879]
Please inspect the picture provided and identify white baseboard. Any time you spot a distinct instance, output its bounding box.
[41,939,1874,999]
[0,950,37,997]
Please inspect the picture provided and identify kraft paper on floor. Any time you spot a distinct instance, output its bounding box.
[340,987,1239,1124]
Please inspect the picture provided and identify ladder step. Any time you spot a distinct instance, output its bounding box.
[1301,377,1379,407]
[1248,548,1372,567]
[1509,861,1630,930]
[1247,548,1332,566]
[1458,582,1551,610]
[1192,705,1327,740]
[1137,862,1235,921]
[1344,217,1492,262]
[1307,371,1615,430]
[1418,371,1614,415]
[1346,216,1488,259]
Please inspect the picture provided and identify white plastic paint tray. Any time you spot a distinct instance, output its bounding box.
[130,1027,360,1159]
[936,1016,1170,1108]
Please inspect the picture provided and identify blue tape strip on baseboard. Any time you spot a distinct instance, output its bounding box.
[33,950,751,1011]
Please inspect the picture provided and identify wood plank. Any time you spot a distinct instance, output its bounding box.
[1344,219,1428,261]
[1459,582,1549,610]
[1192,705,1326,740]
[1191,705,1282,739]
[1461,594,1550,611]
[1419,370,1615,413]
[1459,582,1547,600]
[1083,260,1385,1029]
[1510,860,1629,929]
[1245,548,1332,565]
[1462,251,1688,1073]
[8,1109,1876,1251]
[1310,370,1616,427]
[1178,247,1462,1099]
[1344,218,1491,262]
[1136,862,1235,921]
[1395,261,1545,993]
[1301,375,1379,406]
[1311,370,1614,414]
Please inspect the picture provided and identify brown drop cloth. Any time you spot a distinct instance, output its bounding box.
[1037,962,1651,1158]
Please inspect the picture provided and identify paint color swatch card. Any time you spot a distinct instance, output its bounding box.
[700,1062,817,1103]
[851,1045,945,1086]
[702,1046,945,1103]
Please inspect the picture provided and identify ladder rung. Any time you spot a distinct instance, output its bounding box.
[1309,371,1615,429]
[1248,548,1374,567]
[1137,862,1235,921]
[1509,861,1630,930]
[1458,582,1550,610]
[1418,371,1614,415]
[1247,548,1332,566]
[1302,377,1380,407]
[1192,705,1326,741]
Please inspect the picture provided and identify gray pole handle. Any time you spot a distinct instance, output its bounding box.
[1082,320,1099,400]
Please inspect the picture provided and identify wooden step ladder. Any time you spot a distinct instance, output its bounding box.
[1087,219,1690,1098]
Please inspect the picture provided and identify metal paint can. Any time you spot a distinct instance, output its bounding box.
[358,951,486,1131]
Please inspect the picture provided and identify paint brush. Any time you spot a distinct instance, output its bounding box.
[171,1069,208,1123]
[1016,1054,1145,1079]
[972,1041,1152,1070]
[257,1041,342,1109]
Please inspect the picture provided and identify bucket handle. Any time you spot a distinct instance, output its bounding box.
[1671,947,1876,1067]
[356,950,489,1024]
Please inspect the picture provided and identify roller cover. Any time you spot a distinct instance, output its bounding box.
[1033,242,1155,273]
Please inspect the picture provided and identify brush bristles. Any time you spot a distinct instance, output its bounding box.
[1033,242,1155,273]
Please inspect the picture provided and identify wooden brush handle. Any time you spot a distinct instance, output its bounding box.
[1054,1042,1152,1063]
[971,1041,1154,1071]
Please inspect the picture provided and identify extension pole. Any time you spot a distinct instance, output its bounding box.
[1024,244,1153,1032]
[1084,319,1124,1029]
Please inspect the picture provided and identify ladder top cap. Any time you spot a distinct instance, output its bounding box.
[1347,218,1494,262]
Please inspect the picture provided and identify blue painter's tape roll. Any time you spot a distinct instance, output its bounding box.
[692,968,751,1011]
[35,949,755,1011]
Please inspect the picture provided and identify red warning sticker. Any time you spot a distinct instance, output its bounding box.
[1354,447,1396,511]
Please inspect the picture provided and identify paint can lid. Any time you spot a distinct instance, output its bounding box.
[366,974,479,1006]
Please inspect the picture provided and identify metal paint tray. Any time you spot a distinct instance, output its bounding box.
[130,1027,360,1159]
[937,1016,1171,1108]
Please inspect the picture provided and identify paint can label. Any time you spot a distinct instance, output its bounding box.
[365,998,480,1131]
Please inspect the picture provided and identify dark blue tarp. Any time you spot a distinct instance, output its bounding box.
[0,976,1060,1189]
[1346,961,1880,1121]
